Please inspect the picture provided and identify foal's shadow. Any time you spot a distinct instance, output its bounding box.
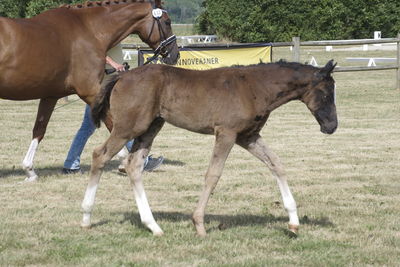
[92,211,334,236]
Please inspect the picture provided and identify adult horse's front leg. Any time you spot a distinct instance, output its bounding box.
[192,128,236,237]
[237,134,300,237]
[22,98,58,182]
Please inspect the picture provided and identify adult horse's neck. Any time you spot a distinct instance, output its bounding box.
[65,2,152,52]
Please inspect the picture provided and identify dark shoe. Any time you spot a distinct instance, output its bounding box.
[118,164,126,174]
[62,168,82,174]
[144,155,164,172]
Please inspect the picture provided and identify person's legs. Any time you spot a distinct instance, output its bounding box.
[63,105,96,172]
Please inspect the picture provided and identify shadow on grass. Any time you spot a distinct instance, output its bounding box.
[91,211,334,235]
[0,163,115,180]
[0,158,185,179]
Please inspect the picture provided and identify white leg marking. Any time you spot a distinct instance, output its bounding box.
[81,184,99,228]
[128,150,163,235]
[22,138,39,182]
[275,176,299,226]
[133,182,163,235]
[116,147,129,160]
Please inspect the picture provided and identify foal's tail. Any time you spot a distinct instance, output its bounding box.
[91,75,120,128]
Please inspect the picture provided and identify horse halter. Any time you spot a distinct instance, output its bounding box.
[143,8,177,65]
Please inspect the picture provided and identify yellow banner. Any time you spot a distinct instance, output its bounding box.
[140,44,272,70]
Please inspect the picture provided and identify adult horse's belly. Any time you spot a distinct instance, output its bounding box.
[0,73,70,100]
[0,58,71,100]
[0,24,71,100]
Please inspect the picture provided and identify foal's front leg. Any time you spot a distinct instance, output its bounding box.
[192,128,236,236]
[124,118,165,235]
[237,134,299,236]
[125,148,163,236]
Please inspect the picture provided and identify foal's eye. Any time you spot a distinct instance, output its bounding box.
[165,20,171,26]
[322,94,332,103]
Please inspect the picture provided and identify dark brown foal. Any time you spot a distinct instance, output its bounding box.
[82,60,338,236]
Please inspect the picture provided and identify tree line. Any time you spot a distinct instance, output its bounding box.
[0,0,203,23]
[2,0,399,42]
[196,0,400,42]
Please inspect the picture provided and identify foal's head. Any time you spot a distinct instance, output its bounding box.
[301,60,338,134]
[138,0,179,65]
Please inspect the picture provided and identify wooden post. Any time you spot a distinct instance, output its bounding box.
[292,37,300,62]
[397,33,400,90]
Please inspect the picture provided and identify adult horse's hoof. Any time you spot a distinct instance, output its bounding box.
[287,224,299,238]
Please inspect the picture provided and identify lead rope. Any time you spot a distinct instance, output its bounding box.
[54,98,81,110]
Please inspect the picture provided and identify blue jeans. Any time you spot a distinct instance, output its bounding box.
[63,104,134,170]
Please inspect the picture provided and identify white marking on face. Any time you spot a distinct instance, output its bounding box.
[334,83,336,105]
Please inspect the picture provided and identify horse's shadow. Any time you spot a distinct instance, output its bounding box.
[0,158,186,179]
[92,211,335,236]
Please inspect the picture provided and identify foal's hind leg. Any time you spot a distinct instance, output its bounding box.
[124,118,165,236]
[192,128,236,237]
[81,133,128,228]
[22,98,58,182]
[237,134,300,236]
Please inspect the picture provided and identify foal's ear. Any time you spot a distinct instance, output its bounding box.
[318,60,337,78]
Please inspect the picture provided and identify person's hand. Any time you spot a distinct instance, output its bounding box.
[111,62,125,72]
[106,56,126,72]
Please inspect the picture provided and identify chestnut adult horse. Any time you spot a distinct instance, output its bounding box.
[83,60,338,237]
[0,0,179,182]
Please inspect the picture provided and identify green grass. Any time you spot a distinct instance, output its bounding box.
[1,32,400,265]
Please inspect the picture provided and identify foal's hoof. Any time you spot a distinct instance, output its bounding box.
[23,175,39,183]
[287,224,299,238]
[195,229,207,238]
[80,223,92,230]
[152,230,164,237]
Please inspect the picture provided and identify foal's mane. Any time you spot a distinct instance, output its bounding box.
[275,60,316,71]
[60,0,151,9]
[232,60,317,72]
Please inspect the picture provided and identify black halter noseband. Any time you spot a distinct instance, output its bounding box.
[143,7,177,65]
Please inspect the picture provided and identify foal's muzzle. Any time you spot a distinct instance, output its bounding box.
[314,106,338,135]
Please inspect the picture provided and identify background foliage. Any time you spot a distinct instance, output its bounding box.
[1,0,399,41]
[196,0,400,42]
[164,0,202,24]
[0,0,203,22]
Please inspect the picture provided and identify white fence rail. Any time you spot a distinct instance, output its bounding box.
[122,34,400,89]
[274,34,400,89]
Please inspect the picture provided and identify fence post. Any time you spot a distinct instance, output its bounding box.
[397,33,400,90]
[292,36,300,62]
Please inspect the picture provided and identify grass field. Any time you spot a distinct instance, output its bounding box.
[1,29,400,265]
